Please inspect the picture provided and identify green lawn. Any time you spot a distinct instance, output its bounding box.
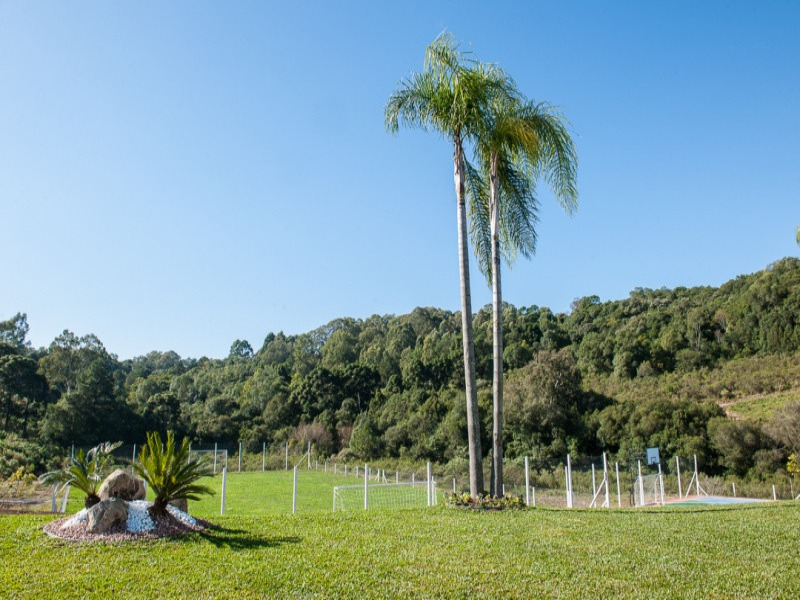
[2,501,799,598]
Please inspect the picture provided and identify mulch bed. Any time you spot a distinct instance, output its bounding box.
[42,513,212,543]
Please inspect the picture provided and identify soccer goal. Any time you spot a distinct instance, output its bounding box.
[333,481,437,512]
[634,473,664,507]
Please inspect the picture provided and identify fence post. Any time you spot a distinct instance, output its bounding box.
[51,484,58,513]
[364,463,369,510]
[71,444,74,461]
[773,484,777,501]
[591,464,597,501]
[225,449,229,471]
[396,471,399,484]
[637,460,644,506]
[308,441,311,469]
[566,454,573,508]
[220,467,227,515]
[676,456,682,499]
[285,441,289,471]
[60,484,70,513]
[427,462,432,507]
[694,455,700,496]
[603,453,610,508]
[732,482,736,498]
[658,462,665,505]
[615,462,621,507]
[214,443,218,474]
[524,456,530,506]
[293,465,298,514]
[188,443,192,465]
[131,443,137,475]
[532,486,536,507]
[564,466,570,508]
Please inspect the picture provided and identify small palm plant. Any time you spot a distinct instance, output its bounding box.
[133,431,213,518]
[40,441,122,508]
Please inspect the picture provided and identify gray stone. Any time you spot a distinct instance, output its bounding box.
[169,498,188,513]
[98,469,146,501]
[86,498,128,534]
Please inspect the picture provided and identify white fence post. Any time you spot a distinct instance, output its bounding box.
[566,454,574,508]
[308,441,311,469]
[221,467,227,515]
[427,462,432,507]
[676,456,682,499]
[615,462,621,508]
[364,463,369,510]
[285,441,289,471]
[773,484,777,501]
[732,482,736,498]
[532,486,536,507]
[213,443,218,474]
[603,453,610,508]
[60,484,70,513]
[51,484,58,513]
[637,460,644,506]
[524,456,530,507]
[292,465,298,514]
[262,442,266,472]
[694,455,700,496]
[658,462,665,505]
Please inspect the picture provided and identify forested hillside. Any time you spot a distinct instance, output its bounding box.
[2,257,799,480]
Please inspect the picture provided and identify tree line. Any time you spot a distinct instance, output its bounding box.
[2,256,799,480]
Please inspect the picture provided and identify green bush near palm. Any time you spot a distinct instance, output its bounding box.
[133,431,213,517]
[39,441,121,508]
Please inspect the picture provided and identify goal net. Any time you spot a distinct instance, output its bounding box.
[333,481,437,512]
[634,473,663,507]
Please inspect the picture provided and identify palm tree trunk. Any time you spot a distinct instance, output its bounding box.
[454,133,484,497]
[490,152,504,497]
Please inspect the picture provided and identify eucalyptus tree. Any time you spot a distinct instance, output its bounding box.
[386,33,513,495]
[470,91,578,496]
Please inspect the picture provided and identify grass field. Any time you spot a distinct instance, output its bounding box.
[2,488,799,598]
[726,389,800,421]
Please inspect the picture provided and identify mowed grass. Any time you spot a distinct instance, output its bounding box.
[2,500,799,599]
[728,389,800,421]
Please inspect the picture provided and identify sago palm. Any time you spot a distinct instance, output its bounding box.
[470,92,578,496]
[133,431,213,517]
[40,441,122,508]
[386,32,514,496]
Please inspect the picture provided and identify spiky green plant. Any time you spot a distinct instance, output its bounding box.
[40,441,122,508]
[133,431,212,517]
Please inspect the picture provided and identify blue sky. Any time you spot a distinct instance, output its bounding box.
[2,1,798,359]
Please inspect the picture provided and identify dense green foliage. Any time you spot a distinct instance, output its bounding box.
[1,503,799,598]
[2,258,800,482]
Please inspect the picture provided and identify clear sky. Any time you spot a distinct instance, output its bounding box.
[2,1,798,359]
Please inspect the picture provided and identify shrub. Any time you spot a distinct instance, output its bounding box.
[133,431,213,517]
[40,441,121,508]
[444,492,527,510]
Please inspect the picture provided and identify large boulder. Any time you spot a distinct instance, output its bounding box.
[98,469,146,501]
[86,498,128,534]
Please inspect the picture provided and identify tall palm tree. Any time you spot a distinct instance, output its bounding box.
[386,33,513,496]
[470,92,578,497]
